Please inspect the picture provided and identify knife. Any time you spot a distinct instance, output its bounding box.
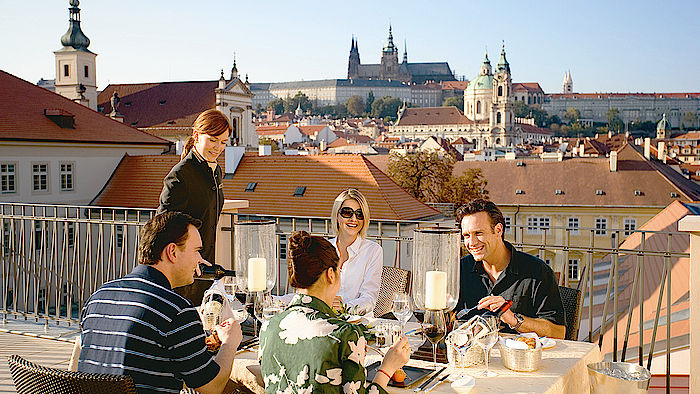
[424,373,450,392]
[413,366,446,392]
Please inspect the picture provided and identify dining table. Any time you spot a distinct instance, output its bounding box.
[229,319,602,393]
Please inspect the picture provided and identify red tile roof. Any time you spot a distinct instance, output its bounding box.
[91,153,440,221]
[256,125,289,136]
[0,70,169,146]
[441,81,470,90]
[519,123,554,135]
[512,82,544,93]
[298,125,327,136]
[97,80,218,129]
[395,107,473,126]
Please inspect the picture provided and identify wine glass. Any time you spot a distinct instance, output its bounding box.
[473,315,499,377]
[422,309,447,371]
[391,292,413,334]
[253,292,283,324]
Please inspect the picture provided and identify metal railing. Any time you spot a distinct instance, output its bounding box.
[0,203,690,391]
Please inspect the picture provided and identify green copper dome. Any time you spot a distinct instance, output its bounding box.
[467,74,493,91]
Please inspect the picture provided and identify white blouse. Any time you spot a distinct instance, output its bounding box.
[329,236,383,315]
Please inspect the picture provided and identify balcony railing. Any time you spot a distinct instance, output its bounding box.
[1,202,694,391]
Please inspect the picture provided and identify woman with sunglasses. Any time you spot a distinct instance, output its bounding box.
[328,188,383,315]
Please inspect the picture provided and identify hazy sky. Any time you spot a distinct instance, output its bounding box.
[2,0,699,93]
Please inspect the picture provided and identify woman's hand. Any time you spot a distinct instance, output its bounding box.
[380,336,411,374]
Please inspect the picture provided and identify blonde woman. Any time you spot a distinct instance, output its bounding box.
[329,188,383,315]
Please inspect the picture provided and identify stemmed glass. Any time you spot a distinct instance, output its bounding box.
[253,292,283,325]
[473,315,499,377]
[391,292,413,334]
[422,309,447,371]
[222,277,248,323]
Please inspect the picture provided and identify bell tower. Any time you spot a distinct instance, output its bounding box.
[562,70,573,93]
[380,25,399,80]
[54,0,97,111]
[490,44,513,132]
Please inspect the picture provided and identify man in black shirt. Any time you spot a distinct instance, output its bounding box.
[455,199,566,339]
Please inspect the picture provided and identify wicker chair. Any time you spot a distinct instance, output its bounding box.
[559,286,582,341]
[373,266,412,318]
[8,354,137,394]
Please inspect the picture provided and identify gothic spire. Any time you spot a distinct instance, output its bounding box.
[383,25,396,52]
[496,42,510,74]
[403,40,408,63]
[60,0,91,51]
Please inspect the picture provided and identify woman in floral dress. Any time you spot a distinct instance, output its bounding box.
[260,231,410,394]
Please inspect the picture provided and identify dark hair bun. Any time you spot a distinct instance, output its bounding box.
[287,231,339,289]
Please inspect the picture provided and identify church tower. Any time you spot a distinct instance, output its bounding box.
[54,0,97,111]
[657,113,670,140]
[380,25,399,80]
[562,70,573,93]
[347,36,360,79]
[490,44,514,132]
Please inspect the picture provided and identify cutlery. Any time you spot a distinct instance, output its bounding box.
[414,366,446,392]
[424,374,450,392]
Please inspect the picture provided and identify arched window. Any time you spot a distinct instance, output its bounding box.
[498,86,503,96]
[528,96,531,104]
[476,101,481,114]
[497,112,502,123]
[496,138,501,145]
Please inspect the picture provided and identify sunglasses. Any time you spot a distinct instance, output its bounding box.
[339,207,364,220]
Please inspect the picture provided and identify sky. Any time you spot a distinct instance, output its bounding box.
[2,0,699,94]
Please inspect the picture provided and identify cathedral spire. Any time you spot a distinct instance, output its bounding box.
[60,0,91,51]
[496,42,510,74]
[383,25,396,53]
[403,40,408,63]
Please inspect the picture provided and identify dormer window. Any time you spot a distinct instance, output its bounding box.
[670,192,680,198]
[555,189,564,195]
[515,189,525,195]
[634,190,643,196]
[516,161,525,167]
[159,100,166,105]
[596,189,605,195]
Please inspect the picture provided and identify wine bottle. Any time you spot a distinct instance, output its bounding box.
[197,264,236,279]
[483,299,513,319]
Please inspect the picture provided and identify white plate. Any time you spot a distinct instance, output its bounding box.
[451,376,476,393]
[540,337,556,349]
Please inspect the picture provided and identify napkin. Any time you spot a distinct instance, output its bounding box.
[197,280,241,323]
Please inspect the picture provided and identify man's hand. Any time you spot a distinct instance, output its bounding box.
[332,295,343,310]
[195,258,213,277]
[477,295,516,326]
[215,318,242,349]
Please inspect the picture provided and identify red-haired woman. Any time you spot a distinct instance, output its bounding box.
[157,109,231,304]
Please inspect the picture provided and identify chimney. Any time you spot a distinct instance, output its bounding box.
[258,145,271,156]
[609,150,617,172]
[175,140,183,156]
[224,146,246,176]
[320,139,327,151]
[266,108,274,121]
[644,138,651,159]
[579,143,585,157]
[657,141,665,162]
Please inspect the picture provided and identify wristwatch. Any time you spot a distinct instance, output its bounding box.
[510,312,524,331]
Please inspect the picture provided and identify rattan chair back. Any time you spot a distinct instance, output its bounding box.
[373,266,412,318]
[8,354,137,394]
[559,285,582,341]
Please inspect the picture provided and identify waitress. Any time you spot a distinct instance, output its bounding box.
[157,109,231,305]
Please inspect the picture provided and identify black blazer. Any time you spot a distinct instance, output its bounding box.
[157,150,224,263]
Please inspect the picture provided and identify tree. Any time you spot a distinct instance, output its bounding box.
[387,150,488,204]
[266,98,284,115]
[365,90,375,114]
[442,96,464,112]
[371,96,402,120]
[283,91,312,113]
[683,112,698,129]
[255,103,264,115]
[346,95,365,116]
[513,102,549,126]
[606,108,623,132]
[563,107,580,124]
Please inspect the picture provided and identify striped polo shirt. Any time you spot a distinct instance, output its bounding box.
[78,265,220,393]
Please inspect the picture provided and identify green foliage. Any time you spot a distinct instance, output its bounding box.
[563,107,580,124]
[629,120,656,137]
[266,98,284,115]
[371,96,402,121]
[442,96,464,112]
[258,137,279,151]
[365,90,375,114]
[514,102,549,127]
[283,91,312,113]
[255,103,264,115]
[346,95,365,117]
[683,112,698,129]
[387,150,488,205]
[606,108,623,132]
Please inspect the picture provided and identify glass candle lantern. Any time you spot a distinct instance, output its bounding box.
[233,220,277,293]
[411,227,460,311]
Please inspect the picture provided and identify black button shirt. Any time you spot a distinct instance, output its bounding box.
[456,241,566,333]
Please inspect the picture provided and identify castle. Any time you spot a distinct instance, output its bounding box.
[347,26,456,84]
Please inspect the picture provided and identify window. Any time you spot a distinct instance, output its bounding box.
[527,216,550,234]
[279,234,287,260]
[32,163,48,192]
[293,186,306,197]
[245,182,257,192]
[476,101,481,114]
[63,64,69,77]
[84,65,89,78]
[624,218,636,236]
[595,218,607,235]
[1,163,16,193]
[498,86,503,97]
[60,163,73,191]
[115,225,124,248]
[568,259,580,280]
[567,217,580,236]
[504,216,512,234]
[497,112,502,123]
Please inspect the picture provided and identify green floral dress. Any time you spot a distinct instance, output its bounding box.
[260,294,387,394]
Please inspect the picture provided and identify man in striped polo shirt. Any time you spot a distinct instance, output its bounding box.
[78,211,242,393]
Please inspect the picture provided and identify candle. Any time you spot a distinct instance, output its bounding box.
[248,257,267,291]
[425,271,447,310]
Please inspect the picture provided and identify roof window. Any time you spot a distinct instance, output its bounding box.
[670,192,680,198]
[516,161,526,167]
[634,190,643,196]
[159,100,166,105]
[44,109,75,129]
[595,189,605,195]
[293,186,306,197]
[245,182,257,192]
[125,102,132,107]
[515,189,525,195]
[555,189,564,195]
